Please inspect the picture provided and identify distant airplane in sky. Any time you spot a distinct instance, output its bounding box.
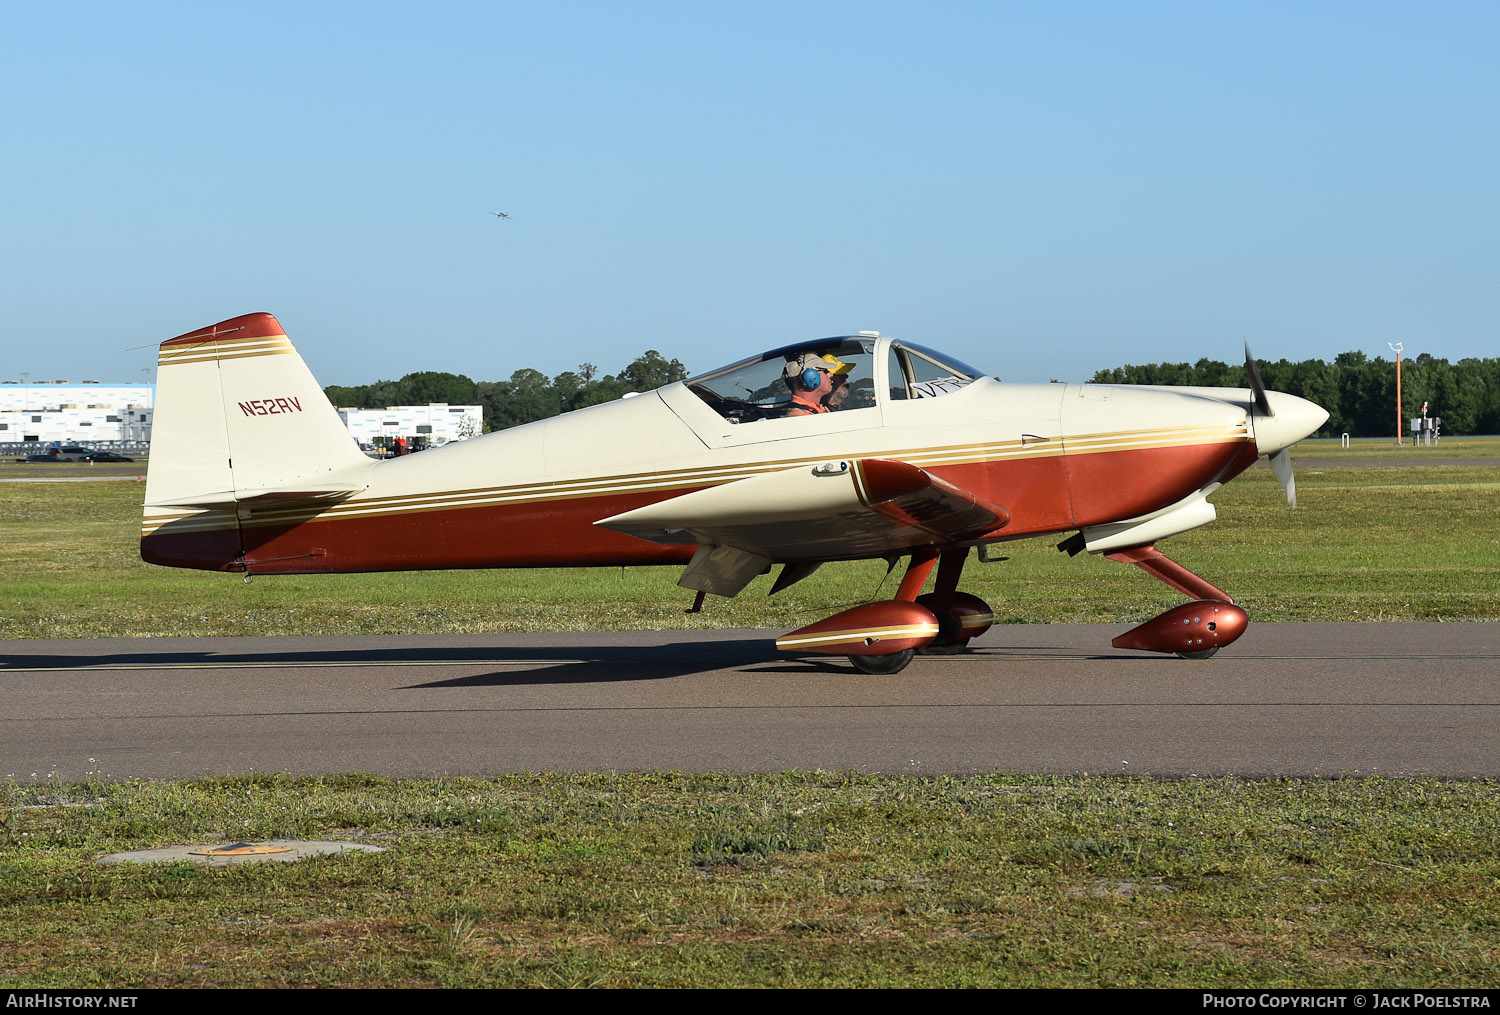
[491,211,510,219]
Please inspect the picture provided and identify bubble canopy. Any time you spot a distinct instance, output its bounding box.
[684,336,985,424]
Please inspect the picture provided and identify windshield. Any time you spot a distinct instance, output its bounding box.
[686,338,878,424]
[887,342,982,401]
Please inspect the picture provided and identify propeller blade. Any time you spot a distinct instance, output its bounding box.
[1269,448,1296,508]
[1244,342,1274,418]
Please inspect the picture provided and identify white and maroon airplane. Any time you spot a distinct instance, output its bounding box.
[141,313,1328,673]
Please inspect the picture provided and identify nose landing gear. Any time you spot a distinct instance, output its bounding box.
[1103,544,1249,658]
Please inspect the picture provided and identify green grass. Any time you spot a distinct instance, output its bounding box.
[1294,435,1500,459]
[4,455,1499,987]
[2,459,1497,639]
[3,771,1498,988]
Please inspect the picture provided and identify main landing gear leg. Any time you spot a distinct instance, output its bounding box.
[777,549,979,676]
[845,549,941,674]
[1104,543,1248,659]
[916,548,996,655]
[895,547,941,602]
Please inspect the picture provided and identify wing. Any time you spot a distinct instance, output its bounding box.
[595,458,1010,596]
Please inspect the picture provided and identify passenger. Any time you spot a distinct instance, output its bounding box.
[782,353,852,417]
[823,373,850,411]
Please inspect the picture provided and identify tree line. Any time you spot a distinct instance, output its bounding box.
[323,350,689,433]
[1090,352,1500,437]
[326,348,1498,438]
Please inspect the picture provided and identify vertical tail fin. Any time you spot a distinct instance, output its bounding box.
[142,312,370,569]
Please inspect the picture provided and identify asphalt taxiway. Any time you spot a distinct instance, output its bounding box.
[2,623,1494,779]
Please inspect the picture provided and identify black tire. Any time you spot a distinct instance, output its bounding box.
[1176,646,1220,660]
[848,649,916,675]
[915,592,987,652]
[918,638,970,656]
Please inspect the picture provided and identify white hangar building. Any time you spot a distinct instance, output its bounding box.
[335,403,483,450]
[0,382,154,446]
[0,379,482,454]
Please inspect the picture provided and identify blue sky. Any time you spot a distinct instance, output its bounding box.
[3,1,1495,386]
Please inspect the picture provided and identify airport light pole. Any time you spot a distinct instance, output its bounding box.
[1388,342,1403,446]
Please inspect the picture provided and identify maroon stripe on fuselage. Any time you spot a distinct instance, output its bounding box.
[919,456,1072,534]
[1065,441,1257,526]
[140,440,1258,574]
[241,487,705,573]
[141,527,245,571]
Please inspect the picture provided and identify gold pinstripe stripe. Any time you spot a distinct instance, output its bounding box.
[140,509,239,537]
[161,331,281,345]
[1065,421,1248,441]
[849,460,874,508]
[141,424,1252,536]
[158,348,297,367]
[283,423,1244,514]
[159,334,288,353]
[1062,434,1247,456]
[158,336,295,366]
[776,622,940,649]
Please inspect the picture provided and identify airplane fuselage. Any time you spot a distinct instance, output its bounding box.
[143,373,1263,575]
[138,315,1330,667]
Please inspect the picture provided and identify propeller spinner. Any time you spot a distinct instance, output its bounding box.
[1244,344,1327,507]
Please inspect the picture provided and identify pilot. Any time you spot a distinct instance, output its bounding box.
[782,353,853,416]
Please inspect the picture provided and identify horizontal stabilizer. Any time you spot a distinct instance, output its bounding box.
[149,483,365,510]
